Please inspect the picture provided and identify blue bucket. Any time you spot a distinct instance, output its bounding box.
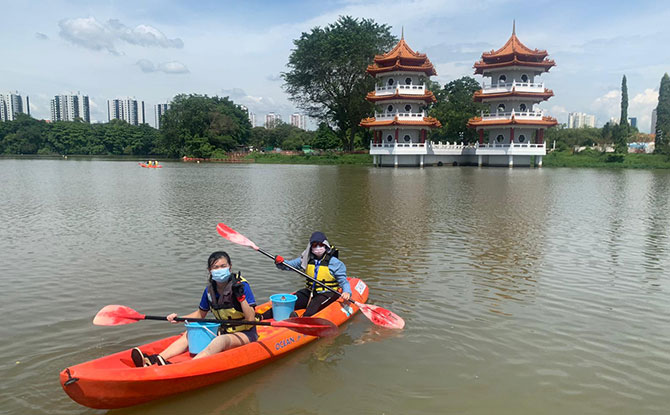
[185,322,220,354]
[270,293,298,321]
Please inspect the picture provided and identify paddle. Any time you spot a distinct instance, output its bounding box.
[216,223,405,329]
[93,305,338,337]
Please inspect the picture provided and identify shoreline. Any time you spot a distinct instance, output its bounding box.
[3,152,670,169]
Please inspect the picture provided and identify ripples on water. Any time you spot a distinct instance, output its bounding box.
[1,160,670,414]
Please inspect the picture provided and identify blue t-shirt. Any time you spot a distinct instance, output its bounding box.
[199,281,256,311]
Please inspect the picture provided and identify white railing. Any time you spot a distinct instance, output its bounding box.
[481,80,544,94]
[430,141,468,150]
[477,142,546,149]
[375,111,426,120]
[480,109,544,120]
[375,83,426,96]
[370,141,426,148]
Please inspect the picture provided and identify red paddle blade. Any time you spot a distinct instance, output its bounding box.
[272,317,338,337]
[216,223,259,250]
[355,301,405,329]
[93,305,146,326]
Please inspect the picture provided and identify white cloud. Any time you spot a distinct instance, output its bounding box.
[630,88,658,133]
[59,16,183,54]
[136,59,189,74]
[220,88,293,117]
[59,16,118,54]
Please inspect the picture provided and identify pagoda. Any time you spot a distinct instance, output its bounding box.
[361,33,441,167]
[467,23,557,167]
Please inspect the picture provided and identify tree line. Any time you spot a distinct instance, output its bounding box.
[3,15,668,158]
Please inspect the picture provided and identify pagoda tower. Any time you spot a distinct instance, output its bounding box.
[467,23,557,167]
[361,34,441,167]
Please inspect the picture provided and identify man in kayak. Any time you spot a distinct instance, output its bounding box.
[263,231,351,319]
[131,251,258,367]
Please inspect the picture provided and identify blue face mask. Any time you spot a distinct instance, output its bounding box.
[210,267,231,283]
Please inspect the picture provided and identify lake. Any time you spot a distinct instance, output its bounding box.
[1,159,669,414]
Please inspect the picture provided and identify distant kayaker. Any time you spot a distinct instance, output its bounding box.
[131,251,258,367]
[263,231,351,319]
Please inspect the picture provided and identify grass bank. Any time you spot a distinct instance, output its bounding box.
[544,150,670,169]
[247,152,372,165]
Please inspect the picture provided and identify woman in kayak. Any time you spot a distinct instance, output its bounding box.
[131,251,257,367]
[263,231,351,319]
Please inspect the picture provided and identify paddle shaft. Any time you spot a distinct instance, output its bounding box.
[256,248,355,306]
[143,315,272,327]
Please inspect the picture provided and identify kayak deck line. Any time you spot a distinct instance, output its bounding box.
[60,278,369,409]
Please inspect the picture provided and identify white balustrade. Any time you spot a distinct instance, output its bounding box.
[480,109,544,120]
[481,80,544,94]
[375,111,426,120]
[375,83,426,96]
[369,140,426,148]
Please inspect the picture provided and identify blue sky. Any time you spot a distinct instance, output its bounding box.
[2,0,669,132]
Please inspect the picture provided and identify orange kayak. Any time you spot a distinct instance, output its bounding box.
[60,278,369,409]
[139,163,162,168]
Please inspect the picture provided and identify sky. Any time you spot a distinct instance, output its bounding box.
[2,0,669,133]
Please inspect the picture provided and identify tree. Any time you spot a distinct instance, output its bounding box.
[620,75,629,127]
[159,94,251,157]
[283,16,396,151]
[311,122,340,150]
[655,73,670,154]
[428,77,485,142]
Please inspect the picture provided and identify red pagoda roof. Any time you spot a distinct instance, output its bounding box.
[360,116,442,128]
[473,88,554,102]
[467,115,558,128]
[474,25,555,74]
[367,38,437,76]
[366,90,437,103]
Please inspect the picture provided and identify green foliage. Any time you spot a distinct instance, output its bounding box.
[545,150,670,168]
[249,123,316,151]
[283,16,396,151]
[427,77,485,142]
[620,75,628,127]
[311,122,340,150]
[655,73,670,154]
[606,153,625,163]
[250,151,371,165]
[544,124,603,148]
[159,94,251,158]
[0,114,160,155]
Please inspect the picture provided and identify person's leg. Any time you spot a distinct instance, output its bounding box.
[158,332,189,360]
[194,333,250,359]
[304,292,338,316]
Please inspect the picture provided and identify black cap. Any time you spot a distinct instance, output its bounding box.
[309,231,327,244]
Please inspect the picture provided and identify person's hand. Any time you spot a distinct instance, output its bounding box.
[232,281,246,302]
[166,313,178,323]
[274,255,284,264]
[341,292,351,301]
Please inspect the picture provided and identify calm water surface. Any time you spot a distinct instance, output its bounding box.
[1,159,670,415]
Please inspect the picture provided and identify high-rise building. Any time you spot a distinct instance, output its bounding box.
[107,98,145,125]
[290,113,307,130]
[567,112,596,128]
[154,103,169,129]
[239,105,256,127]
[50,93,90,122]
[265,112,282,128]
[0,92,27,121]
[627,117,637,128]
[652,109,657,134]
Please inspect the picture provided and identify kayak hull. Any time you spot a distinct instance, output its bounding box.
[60,278,369,409]
[139,163,162,168]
